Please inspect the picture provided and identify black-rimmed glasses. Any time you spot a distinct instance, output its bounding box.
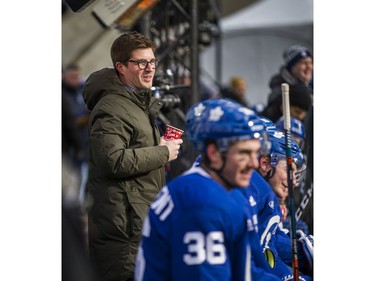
[127,59,159,70]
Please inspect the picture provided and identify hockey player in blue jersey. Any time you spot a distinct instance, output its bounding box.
[239,118,313,280]
[276,116,312,237]
[191,147,312,281]
[241,169,313,281]
[135,98,279,281]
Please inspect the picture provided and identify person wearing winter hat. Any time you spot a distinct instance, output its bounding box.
[283,45,313,87]
[260,44,313,122]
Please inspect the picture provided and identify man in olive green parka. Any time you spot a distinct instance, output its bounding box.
[82,32,183,281]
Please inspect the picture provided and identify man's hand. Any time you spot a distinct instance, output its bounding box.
[159,137,183,161]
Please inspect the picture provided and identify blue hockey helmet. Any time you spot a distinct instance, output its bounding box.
[266,130,303,168]
[258,117,306,186]
[267,129,306,186]
[275,117,305,140]
[185,98,267,153]
[259,116,277,132]
[259,116,303,166]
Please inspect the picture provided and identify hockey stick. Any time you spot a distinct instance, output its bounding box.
[295,183,313,221]
[281,83,299,281]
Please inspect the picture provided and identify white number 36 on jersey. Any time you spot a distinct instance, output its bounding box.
[183,231,226,265]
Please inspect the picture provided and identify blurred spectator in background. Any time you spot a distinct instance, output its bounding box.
[62,74,98,281]
[260,45,313,122]
[62,92,83,205]
[62,64,89,136]
[260,82,312,123]
[282,44,313,88]
[220,76,250,107]
[62,64,90,203]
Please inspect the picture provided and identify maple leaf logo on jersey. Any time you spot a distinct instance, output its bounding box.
[209,106,224,121]
[238,107,255,115]
[194,103,205,116]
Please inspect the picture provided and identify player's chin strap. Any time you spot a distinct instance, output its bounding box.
[209,152,236,189]
[263,167,276,182]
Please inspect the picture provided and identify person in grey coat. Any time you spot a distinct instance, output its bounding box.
[82,31,183,281]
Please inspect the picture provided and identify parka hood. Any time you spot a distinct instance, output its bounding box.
[83,68,124,111]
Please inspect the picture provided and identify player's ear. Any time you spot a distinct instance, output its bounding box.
[206,143,222,168]
[115,61,127,75]
[259,155,272,173]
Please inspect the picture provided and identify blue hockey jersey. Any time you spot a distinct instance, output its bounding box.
[239,171,311,281]
[240,171,282,251]
[135,166,277,281]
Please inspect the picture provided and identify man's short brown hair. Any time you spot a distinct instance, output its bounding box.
[110,31,156,67]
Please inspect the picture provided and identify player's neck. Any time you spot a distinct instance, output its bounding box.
[201,164,231,191]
